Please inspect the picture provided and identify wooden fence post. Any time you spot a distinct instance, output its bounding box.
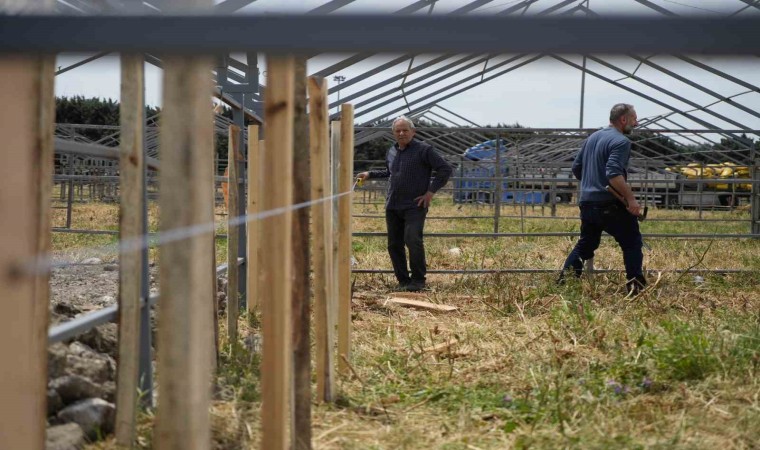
[261,55,295,450]
[291,58,312,450]
[330,120,341,373]
[309,77,335,402]
[246,127,261,316]
[115,53,145,447]
[155,54,215,450]
[227,124,241,350]
[338,104,355,374]
[0,46,55,450]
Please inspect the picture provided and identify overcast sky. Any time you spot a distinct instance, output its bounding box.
[54,0,760,132]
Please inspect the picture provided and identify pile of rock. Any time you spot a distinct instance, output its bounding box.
[46,321,118,449]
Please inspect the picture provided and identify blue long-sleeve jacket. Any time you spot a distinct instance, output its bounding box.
[368,139,452,210]
[572,127,631,203]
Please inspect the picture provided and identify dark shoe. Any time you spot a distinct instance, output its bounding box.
[405,281,426,292]
[626,275,647,296]
[394,280,411,291]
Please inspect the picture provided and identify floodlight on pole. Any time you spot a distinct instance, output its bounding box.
[333,75,346,115]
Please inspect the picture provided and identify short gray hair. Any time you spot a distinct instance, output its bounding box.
[392,115,415,131]
[609,103,635,123]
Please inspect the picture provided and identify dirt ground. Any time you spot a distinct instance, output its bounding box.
[49,261,158,325]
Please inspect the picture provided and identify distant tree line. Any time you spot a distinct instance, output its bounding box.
[55,96,235,172]
[56,97,759,171]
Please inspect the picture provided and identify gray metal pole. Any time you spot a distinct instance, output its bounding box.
[66,156,74,229]
[752,154,760,235]
[517,141,525,233]
[579,55,586,128]
[494,135,501,233]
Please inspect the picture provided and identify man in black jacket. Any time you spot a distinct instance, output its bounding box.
[357,116,452,291]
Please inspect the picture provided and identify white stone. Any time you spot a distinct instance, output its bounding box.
[447,247,462,257]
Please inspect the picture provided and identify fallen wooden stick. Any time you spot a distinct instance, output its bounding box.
[420,339,459,353]
[387,291,429,299]
[386,297,458,313]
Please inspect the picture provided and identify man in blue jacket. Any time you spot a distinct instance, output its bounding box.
[357,116,452,292]
[559,103,647,295]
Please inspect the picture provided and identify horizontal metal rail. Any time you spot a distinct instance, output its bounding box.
[48,259,240,344]
[352,268,758,274]
[354,232,760,239]
[357,177,757,184]
[355,127,760,133]
[0,15,759,54]
[51,229,231,239]
[52,228,119,235]
[352,214,752,223]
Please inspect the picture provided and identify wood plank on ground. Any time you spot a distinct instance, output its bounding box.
[386,297,458,313]
[420,339,459,354]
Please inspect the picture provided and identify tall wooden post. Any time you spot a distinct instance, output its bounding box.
[246,127,261,315]
[115,53,145,447]
[338,104,354,374]
[261,56,295,450]
[0,42,55,450]
[291,58,312,450]
[155,54,215,449]
[329,120,341,365]
[227,124,241,349]
[309,77,336,402]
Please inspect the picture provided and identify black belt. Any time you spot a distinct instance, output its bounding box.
[579,200,620,208]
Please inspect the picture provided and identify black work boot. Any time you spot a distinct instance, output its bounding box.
[626,275,647,296]
[394,279,411,291]
[406,280,426,292]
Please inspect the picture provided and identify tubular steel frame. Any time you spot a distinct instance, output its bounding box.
[3,0,759,423]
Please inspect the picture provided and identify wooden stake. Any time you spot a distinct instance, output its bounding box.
[115,53,145,447]
[329,120,341,372]
[246,126,261,315]
[155,55,214,450]
[227,124,241,349]
[261,55,295,450]
[211,229,219,371]
[291,58,313,450]
[309,76,335,402]
[0,52,54,450]
[338,104,355,374]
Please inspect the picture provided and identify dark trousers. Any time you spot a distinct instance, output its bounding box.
[386,207,428,284]
[561,202,645,286]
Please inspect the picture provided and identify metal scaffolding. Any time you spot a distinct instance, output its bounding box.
[17,0,753,247]
[2,3,758,447]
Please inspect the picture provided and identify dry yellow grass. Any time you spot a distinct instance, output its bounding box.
[71,198,759,449]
